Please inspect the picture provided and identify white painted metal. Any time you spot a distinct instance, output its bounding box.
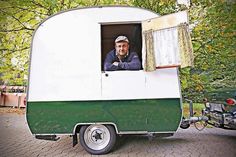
[102,71,146,99]
[71,6,159,23]
[102,68,180,100]
[145,68,180,99]
[28,6,181,102]
[29,12,101,101]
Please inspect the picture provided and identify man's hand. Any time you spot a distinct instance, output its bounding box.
[112,62,119,66]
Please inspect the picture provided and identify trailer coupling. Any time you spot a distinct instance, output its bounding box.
[180,116,208,129]
[180,99,209,130]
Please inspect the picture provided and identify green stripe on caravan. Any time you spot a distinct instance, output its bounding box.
[27,98,181,134]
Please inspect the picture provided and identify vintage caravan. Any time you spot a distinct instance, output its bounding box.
[27,6,193,154]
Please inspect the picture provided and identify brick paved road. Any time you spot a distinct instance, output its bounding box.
[0,113,236,157]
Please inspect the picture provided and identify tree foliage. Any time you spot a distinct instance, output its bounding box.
[0,0,235,102]
[180,0,236,101]
[132,0,176,14]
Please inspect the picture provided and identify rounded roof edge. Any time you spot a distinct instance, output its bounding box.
[30,5,159,52]
[36,5,159,28]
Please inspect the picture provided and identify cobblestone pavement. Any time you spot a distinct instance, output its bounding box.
[0,113,236,157]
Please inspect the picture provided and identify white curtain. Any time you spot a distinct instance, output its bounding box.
[153,27,180,67]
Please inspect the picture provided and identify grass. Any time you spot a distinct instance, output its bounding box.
[182,103,205,117]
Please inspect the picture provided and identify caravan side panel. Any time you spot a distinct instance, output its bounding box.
[28,12,101,101]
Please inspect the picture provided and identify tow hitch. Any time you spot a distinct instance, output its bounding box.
[180,99,208,131]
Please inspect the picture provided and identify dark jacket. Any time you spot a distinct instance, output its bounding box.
[104,49,141,71]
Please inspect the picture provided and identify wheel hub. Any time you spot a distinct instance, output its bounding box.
[84,124,111,150]
[92,130,103,142]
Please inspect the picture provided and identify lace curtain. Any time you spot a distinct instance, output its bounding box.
[142,23,194,72]
[154,27,180,67]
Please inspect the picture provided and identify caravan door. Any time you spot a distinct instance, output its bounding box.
[101,71,145,100]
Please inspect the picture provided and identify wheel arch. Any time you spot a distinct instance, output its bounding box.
[73,122,119,135]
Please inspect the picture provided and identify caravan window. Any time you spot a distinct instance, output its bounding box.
[101,24,142,71]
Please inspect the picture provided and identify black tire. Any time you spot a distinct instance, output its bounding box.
[180,122,190,129]
[79,124,116,155]
[180,117,190,129]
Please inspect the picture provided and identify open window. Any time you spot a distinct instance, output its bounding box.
[101,24,142,71]
[142,11,194,71]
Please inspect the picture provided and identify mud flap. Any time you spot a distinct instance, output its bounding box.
[35,135,60,141]
[73,133,78,147]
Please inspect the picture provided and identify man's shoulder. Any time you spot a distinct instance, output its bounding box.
[105,49,116,61]
[107,49,116,55]
[105,49,116,57]
[129,51,139,57]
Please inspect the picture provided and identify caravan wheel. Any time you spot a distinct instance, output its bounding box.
[79,124,116,155]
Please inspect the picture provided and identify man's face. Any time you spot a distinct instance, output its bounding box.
[115,41,129,56]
